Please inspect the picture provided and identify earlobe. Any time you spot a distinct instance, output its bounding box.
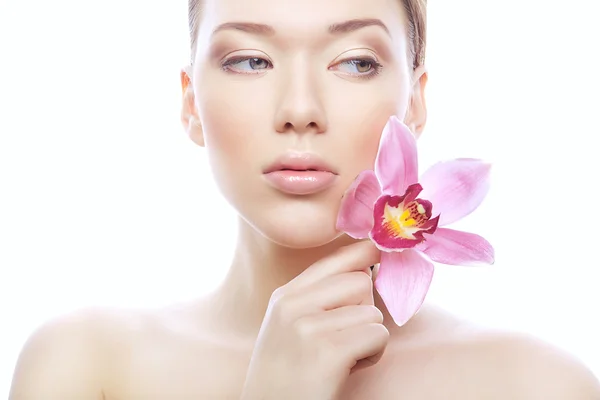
[180,67,205,147]
[404,65,428,138]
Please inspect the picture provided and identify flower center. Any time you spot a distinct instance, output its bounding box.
[369,183,440,251]
[383,199,432,239]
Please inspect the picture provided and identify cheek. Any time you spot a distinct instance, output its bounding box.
[194,74,277,202]
[195,68,279,149]
[196,78,267,164]
[194,88,250,199]
[199,85,246,147]
[326,77,410,171]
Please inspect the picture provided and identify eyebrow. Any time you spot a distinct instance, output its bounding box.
[211,18,390,38]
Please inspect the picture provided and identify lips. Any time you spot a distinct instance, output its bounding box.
[262,152,339,195]
[263,152,337,174]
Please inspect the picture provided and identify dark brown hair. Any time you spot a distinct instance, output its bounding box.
[188,0,426,69]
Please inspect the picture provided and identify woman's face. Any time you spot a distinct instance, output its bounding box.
[181,0,427,248]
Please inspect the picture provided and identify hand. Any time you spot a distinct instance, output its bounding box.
[240,241,389,400]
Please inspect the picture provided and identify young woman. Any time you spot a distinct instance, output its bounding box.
[9,0,600,398]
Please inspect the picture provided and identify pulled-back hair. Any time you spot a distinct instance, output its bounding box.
[187,0,426,70]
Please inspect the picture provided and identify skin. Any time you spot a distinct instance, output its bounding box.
[9,0,600,398]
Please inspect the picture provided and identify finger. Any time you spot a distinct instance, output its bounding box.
[289,241,380,290]
[352,352,385,373]
[333,323,389,369]
[286,271,375,315]
[297,305,383,334]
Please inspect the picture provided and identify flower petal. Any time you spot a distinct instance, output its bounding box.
[375,249,434,326]
[419,158,491,226]
[417,228,495,266]
[375,116,419,195]
[336,170,381,239]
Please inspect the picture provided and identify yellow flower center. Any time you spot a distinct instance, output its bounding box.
[383,200,429,240]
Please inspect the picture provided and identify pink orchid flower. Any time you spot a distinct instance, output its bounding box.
[336,116,495,326]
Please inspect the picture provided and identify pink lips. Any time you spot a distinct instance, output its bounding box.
[263,152,338,195]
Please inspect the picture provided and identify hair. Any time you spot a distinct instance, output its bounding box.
[187,0,427,70]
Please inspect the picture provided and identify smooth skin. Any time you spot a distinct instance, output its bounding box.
[9,0,600,398]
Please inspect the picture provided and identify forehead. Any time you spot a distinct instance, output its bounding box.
[199,0,407,39]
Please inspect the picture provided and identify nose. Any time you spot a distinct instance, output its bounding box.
[274,67,328,134]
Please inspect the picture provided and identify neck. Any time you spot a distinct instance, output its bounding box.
[203,218,442,346]
[207,217,360,338]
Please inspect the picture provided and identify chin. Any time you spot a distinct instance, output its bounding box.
[241,197,347,249]
[266,227,343,249]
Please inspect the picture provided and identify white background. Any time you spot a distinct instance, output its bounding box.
[1,0,599,397]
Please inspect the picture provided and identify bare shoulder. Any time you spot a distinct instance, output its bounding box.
[362,305,600,399]
[379,306,600,400]
[9,306,145,400]
[470,329,600,399]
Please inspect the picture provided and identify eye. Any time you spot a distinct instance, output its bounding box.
[221,57,273,73]
[330,57,383,80]
[341,59,375,73]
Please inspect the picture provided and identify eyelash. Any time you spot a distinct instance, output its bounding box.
[220,56,383,80]
[335,58,383,80]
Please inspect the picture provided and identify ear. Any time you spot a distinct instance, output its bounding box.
[180,66,205,147]
[404,65,428,139]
